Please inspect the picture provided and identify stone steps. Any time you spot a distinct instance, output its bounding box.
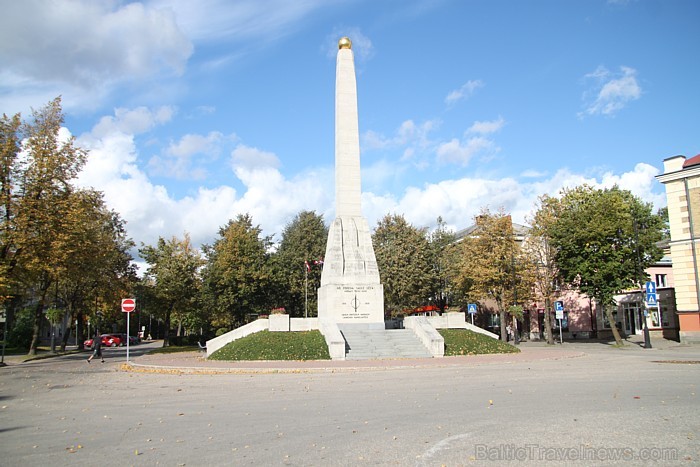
[339,327,433,360]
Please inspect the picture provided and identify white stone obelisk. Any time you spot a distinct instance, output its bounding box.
[317,37,384,327]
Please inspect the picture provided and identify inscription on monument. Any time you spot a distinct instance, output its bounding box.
[335,285,377,320]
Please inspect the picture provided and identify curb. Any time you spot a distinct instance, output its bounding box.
[121,349,587,375]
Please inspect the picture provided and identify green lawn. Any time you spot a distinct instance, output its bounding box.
[209,330,331,361]
[439,329,520,356]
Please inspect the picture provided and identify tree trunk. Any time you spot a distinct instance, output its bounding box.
[29,281,51,355]
[544,297,554,345]
[60,304,76,352]
[76,311,85,350]
[60,312,72,352]
[499,309,507,341]
[605,307,623,345]
[162,303,173,347]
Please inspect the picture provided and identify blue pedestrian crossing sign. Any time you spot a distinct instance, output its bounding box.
[467,303,478,314]
[646,294,658,306]
[645,281,658,307]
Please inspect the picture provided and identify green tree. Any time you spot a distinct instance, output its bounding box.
[524,195,560,345]
[549,185,663,345]
[373,214,433,315]
[202,214,272,328]
[456,209,531,341]
[657,206,669,240]
[0,111,24,332]
[55,190,135,350]
[7,98,88,354]
[273,210,327,317]
[140,234,204,347]
[427,217,459,312]
[0,111,22,303]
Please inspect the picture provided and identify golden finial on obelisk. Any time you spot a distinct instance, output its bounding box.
[338,37,352,49]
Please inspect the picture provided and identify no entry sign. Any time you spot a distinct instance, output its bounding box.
[121,298,136,313]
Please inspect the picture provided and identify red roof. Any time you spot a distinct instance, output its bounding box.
[682,154,700,168]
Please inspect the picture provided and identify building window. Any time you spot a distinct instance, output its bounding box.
[655,274,667,288]
[602,305,620,330]
[650,309,660,328]
[661,304,670,327]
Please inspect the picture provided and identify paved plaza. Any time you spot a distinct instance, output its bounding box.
[0,337,698,466]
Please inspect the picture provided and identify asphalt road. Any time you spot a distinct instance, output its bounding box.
[1,341,698,466]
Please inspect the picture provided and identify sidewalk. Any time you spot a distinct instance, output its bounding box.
[0,346,83,366]
[516,333,688,350]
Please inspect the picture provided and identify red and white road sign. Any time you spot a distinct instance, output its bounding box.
[121,298,136,313]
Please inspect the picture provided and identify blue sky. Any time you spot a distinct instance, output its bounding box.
[1,0,698,261]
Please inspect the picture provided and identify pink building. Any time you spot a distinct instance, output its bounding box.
[455,220,679,341]
[522,243,677,341]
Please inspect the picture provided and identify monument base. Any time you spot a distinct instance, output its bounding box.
[318,282,384,326]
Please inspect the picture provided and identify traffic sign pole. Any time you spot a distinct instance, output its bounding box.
[126,311,130,363]
[554,301,564,344]
[122,298,136,362]
[643,283,654,349]
[559,319,563,344]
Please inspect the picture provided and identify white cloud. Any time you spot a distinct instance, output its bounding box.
[520,169,548,178]
[148,131,230,180]
[362,119,438,156]
[580,66,642,117]
[167,132,225,159]
[73,105,665,267]
[436,136,498,166]
[231,144,282,171]
[600,162,664,209]
[0,1,193,112]
[368,163,665,233]
[445,80,484,106]
[75,106,333,257]
[153,0,328,44]
[364,116,502,168]
[91,106,176,138]
[468,116,505,135]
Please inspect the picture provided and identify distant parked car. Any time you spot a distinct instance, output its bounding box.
[84,334,122,348]
[117,334,140,345]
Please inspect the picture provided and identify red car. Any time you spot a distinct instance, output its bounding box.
[84,334,122,348]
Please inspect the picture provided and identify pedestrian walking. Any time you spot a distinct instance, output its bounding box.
[87,334,104,363]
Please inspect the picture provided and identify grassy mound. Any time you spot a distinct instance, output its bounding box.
[209,330,331,361]
[439,329,520,356]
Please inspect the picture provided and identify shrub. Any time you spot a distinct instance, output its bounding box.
[8,308,34,349]
[167,335,201,346]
